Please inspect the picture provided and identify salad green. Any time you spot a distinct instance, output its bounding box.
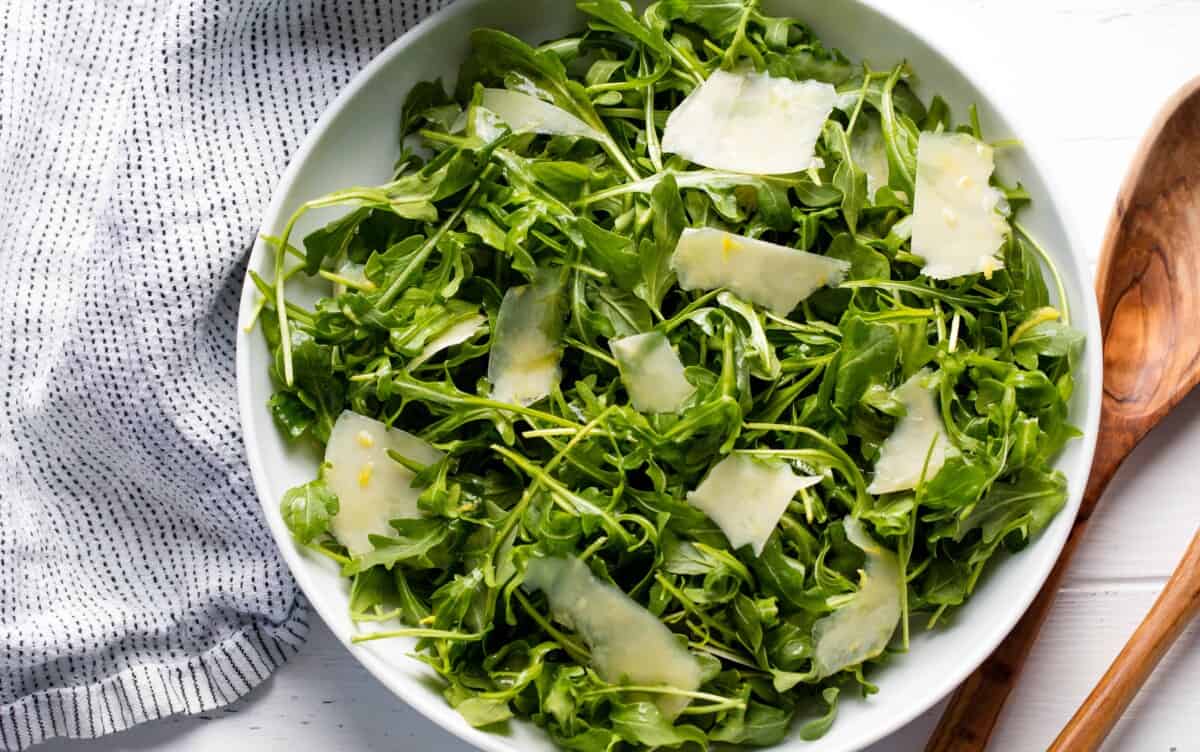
[250,0,1083,746]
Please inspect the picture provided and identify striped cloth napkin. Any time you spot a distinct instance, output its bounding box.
[0,1,448,748]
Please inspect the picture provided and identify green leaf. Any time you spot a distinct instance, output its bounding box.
[922,454,993,511]
[579,0,672,57]
[834,317,899,412]
[765,48,855,85]
[592,284,653,338]
[609,701,708,748]
[464,29,638,178]
[280,479,339,544]
[432,568,488,632]
[578,218,641,291]
[798,687,840,741]
[879,65,920,196]
[557,728,622,752]
[825,121,867,234]
[732,592,764,653]
[464,207,508,250]
[401,79,451,137]
[288,334,346,444]
[343,518,452,575]
[452,696,513,728]
[348,566,391,617]
[657,0,748,40]
[638,172,685,314]
[837,238,890,282]
[918,557,970,609]
[711,696,793,746]
[302,207,369,274]
[937,469,1067,546]
[1013,321,1085,363]
[752,533,813,610]
[268,391,315,440]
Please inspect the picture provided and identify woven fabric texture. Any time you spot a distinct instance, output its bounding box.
[0,1,448,748]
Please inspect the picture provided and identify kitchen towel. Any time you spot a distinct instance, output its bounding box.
[0,1,449,748]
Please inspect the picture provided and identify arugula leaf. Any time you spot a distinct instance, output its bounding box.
[637,172,684,314]
[798,687,840,741]
[302,207,369,274]
[834,316,899,412]
[610,702,707,747]
[448,692,513,728]
[280,478,339,544]
[268,391,315,440]
[658,0,747,39]
[711,697,793,746]
[879,64,920,196]
[343,518,452,575]
[592,285,652,337]
[464,29,641,179]
[935,469,1067,546]
[401,79,452,138]
[825,121,867,234]
[288,334,346,443]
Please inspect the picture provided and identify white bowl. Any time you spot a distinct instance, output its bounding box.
[236,1,1103,749]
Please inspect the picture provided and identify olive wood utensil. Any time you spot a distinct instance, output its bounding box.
[1050,529,1200,750]
[926,75,1200,752]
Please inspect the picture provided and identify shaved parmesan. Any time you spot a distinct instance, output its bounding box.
[408,313,486,370]
[324,411,442,556]
[332,261,368,297]
[610,332,694,414]
[851,114,890,199]
[662,69,837,174]
[671,227,849,315]
[912,132,1009,279]
[867,370,953,495]
[811,517,902,678]
[524,556,701,718]
[686,455,823,557]
[480,88,604,142]
[488,272,565,406]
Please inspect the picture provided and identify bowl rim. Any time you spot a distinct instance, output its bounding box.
[235,1,1103,749]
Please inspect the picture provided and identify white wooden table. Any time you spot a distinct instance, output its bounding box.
[40,1,1200,750]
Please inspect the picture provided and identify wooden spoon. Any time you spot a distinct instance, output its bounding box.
[926,75,1200,752]
[1051,530,1200,749]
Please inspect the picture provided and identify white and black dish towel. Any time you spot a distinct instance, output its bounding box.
[0,2,447,749]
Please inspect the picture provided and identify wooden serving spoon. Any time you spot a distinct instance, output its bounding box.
[1051,531,1200,749]
[926,76,1200,752]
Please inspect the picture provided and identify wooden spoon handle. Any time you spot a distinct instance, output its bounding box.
[924,515,1086,751]
[1049,528,1200,751]
[925,410,1132,752]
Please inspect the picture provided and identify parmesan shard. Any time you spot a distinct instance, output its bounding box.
[671,227,849,315]
[523,556,702,718]
[661,69,838,174]
[480,88,604,142]
[332,261,369,297]
[609,332,694,414]
[488,272,564,406]
[851,114,890,199]
[324,411,443,556]
[912,132,1010,279]
[408,314,486,370]
[811,517,902,678]
[867,370,953,495]
[686,455,823,557]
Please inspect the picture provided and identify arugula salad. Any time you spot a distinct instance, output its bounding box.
[250,0,1083,746]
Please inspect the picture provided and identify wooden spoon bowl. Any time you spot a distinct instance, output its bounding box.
[1093,78,1200,490]
[927,76,1200,752]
